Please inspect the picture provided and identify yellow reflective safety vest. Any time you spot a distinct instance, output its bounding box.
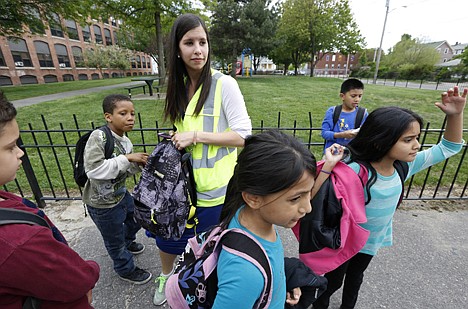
[174,70,238,207]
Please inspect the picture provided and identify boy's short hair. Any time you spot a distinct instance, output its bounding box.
[102,94,132,114]
[340,78,364,94]
[0,91,17,134]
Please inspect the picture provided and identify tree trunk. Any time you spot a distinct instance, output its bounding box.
[154,11,166,85]
[231,48,237,78]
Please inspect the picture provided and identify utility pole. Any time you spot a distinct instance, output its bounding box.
[373,0,390,84]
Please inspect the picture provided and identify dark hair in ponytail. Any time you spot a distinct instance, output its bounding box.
[220,130,317,227]
[348,106,423,204]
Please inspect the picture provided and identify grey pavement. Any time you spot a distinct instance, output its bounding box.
[10,82,142,108]
[45,200,468,309]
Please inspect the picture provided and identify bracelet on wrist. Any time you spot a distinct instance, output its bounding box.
[320,169,332,175]
[192,131,197,146]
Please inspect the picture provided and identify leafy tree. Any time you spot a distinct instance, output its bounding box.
[0,0,93,36]
[271,0,309,75]
[382,34,439,80]
[210,0,246,78]
[92,0,197,82]
[84,45,132,77]
[277,0,364,77]
[240,0,279,74]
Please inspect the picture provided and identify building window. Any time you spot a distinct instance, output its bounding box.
[332,54,336,62]
[142,56,146,68]
[131,57,136,68]
[82,25,91,42]
[44,75,58,83]
[34,41,54,67]
[72,46,84,67]
[50,13,64,37]
[113,31,119,45]
[78,74,88,80]
[326,55,330,61]
[331,64,335,68]
[91,73,100,80]
[0,49,5,66]
[325,64,329,68]
[63,74,74,81]
[8,38,33,67]
[55,44,71,67]
[104,28,112,45]
[337,64,341,69]
[65,20,79,40]
[20,75,38,85]
[444,48,449,54]
[0,76,13,86]
[443,58,447,62]
[136,55,142,68]
[146,59,151,69]
[93,25,103,44]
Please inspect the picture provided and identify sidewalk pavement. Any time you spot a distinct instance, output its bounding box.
[46,201,468,309]
[10,82,142,108]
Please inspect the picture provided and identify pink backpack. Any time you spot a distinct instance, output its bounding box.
[165,226,272,308]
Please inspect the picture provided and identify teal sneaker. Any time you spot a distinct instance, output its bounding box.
[153,275,168,306]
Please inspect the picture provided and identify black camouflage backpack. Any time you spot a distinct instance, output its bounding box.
[132,139,197,240]
[73,125,114,187]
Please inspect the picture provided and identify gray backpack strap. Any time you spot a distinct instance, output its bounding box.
[0,208,50,228]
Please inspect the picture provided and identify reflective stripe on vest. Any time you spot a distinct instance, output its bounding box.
[175,70,238,206]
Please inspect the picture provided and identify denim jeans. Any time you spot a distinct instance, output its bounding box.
[87,191,141,276]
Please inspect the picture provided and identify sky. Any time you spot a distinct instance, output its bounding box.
[348,0,468,51]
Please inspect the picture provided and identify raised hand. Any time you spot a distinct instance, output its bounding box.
[435,86,467,115]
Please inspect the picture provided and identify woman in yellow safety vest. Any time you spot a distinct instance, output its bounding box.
[151,13,252,306]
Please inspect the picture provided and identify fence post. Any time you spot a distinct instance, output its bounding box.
[436,79,440,90]
[17,136,46,208]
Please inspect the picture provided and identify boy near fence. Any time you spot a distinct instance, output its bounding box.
[83,94,152,284]
[321,78,368,150]
[0,91,100,308]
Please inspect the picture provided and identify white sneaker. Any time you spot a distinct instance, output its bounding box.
[153,275,168,306]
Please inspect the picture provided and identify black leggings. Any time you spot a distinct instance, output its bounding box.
[313,253,373,309]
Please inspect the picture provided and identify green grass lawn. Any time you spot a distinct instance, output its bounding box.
[1,76,135,101]
[7,76,468,196]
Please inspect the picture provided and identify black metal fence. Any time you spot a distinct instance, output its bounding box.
[5,113,467,208]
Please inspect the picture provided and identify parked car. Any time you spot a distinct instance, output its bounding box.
[287,70,306,76]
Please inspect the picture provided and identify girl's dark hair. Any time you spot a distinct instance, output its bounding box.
[347,106,423,204]
[0,91,17,135]
[220,130,317,227]
[164,13,212,123]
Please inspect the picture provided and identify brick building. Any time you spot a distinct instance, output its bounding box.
[0,16,153,86]
[312,52,360,76]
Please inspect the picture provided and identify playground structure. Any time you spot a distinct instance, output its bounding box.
[227,48,253,76]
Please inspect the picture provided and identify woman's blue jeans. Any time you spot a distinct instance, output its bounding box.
[86,192,141,276]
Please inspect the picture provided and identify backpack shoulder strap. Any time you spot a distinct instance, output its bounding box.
[394,160,409,207]
[221,229,272,309]
[98,125,114,159]
[332,105,342,128]
[354,107,366,129]
[0,208,50,228]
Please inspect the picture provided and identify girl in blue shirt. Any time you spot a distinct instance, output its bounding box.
[313,86,467,309]
[214,130,317,308]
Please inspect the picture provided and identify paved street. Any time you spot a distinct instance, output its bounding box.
[45,201,468,309]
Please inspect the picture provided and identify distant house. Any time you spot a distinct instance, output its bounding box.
[312,52,360,76]
[452,42,468,56]
[425,41,454,64]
